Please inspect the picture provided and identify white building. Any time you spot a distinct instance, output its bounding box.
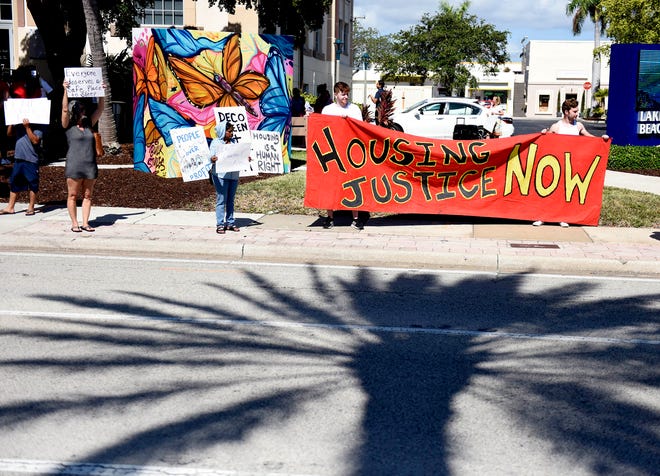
[353,40,611,118]
[522,40,610,117]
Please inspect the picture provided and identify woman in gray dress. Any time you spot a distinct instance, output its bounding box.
[61,80,104,232]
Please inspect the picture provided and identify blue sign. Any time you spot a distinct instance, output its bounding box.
[608,43,660,145]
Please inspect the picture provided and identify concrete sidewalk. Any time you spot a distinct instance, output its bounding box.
[0,203,658,278]
[1,169,658,277]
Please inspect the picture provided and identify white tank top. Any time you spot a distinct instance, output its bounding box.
[556,121,580,136]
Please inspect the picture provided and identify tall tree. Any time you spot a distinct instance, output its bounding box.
[81,0,116,144]
[566,0,606,97]
[601,0,660,44]
[381,1,508,95]
[208,0,333,47]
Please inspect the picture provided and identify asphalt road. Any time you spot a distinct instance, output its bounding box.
[0,251,658,475]
[513,117,608,136]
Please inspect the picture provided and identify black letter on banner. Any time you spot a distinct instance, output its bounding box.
[416,142,436,167]
[371,175,392,204]
[481,166,497,198]
[347,138,367,168]
[458,170,479,199]
[311,127,347,173]
[391,138,415,166]
[436,171,457,200]
[413,171,435,201]
[440,143,467,165]
[392,171,413,203]
[369,138,391,165]
[468,141,489,164]
[341,177,367,208]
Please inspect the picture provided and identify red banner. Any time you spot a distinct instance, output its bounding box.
[304,114,611,226]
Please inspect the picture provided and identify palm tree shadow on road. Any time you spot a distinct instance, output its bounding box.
[7,266,658,475]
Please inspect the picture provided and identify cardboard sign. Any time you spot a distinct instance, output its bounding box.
[64,67,105,98]
[213,106,257,177]
[169,126,212,182]
[250,130,283,174]
[3,98,51,125]
[212,142,252,173]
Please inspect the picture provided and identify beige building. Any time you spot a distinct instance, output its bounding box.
[6,0,354,93]
[521,40,610,117]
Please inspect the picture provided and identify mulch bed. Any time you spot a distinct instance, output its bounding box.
[0,143,657,210]
[0,144,266,210]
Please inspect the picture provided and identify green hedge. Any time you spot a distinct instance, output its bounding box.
[609,145,660,170]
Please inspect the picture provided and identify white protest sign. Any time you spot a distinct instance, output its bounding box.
[169,126,212,182]
[250,130,283,174]
[212,141,252,173]
[3,98,51,125]
[64,67,105,98]
[213,106,257,177]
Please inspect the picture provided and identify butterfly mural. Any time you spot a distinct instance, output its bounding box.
[168,34,270,116]
[132,28,294,178]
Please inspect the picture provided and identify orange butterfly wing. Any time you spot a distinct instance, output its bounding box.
[147,38,169,101]
[232,71,270,100]
[222,35,242,83]
[168,56,224,108]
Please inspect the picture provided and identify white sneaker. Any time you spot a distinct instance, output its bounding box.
[559,222,569,228]
[0,158,10,165]
[532,220,544,226]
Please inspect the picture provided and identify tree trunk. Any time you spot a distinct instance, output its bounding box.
[81,0,118,145]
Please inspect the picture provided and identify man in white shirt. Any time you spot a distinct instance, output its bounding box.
[536,98,609,227]
[321,81,365,229]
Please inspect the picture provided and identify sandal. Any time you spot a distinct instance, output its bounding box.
[71,226,82,233]
[80,225,95,232]
[226,225,240,232]
[25,210,35,216]
[216,225,226,234]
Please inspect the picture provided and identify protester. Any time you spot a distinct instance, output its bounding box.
[0,75,10,165]
[321,81,366,230]
[0,119,43,216]
[313,84,332,114]
[536,97,610,227]
[61,80,105,233]
[209,120,242,234]
[368,79,385,124]
[291,87,306,117]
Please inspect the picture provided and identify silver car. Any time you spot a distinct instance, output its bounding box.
[390,97,495,139]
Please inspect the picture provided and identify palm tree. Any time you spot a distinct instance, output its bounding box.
[81,0,117,146]
[566,0,606,104]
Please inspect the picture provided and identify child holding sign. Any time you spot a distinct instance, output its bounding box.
[210,121,242,234]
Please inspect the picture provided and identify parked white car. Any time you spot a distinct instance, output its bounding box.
[390,97,504,139]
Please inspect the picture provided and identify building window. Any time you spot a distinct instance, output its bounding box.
[0,0,12,21]
[141,0,184,26]
[538,94,550,112]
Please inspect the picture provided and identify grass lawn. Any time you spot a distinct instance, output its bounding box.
[227,151,659,227]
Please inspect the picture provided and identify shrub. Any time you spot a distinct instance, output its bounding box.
[608,145,660,171]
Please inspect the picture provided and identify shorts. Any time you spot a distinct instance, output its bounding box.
[9,159,39,193]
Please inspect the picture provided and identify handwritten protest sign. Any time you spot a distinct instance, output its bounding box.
[170,126,212,182]
[250,130,283,174]
[213,142,252,173]
[3,98,51,125]
[213,106,257,177]
[64,67,105,98]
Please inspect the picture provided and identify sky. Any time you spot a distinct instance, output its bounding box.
[353,0,598,60]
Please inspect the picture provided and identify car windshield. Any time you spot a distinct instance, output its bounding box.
[401,99,430,113]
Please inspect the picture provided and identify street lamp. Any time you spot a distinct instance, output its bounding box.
[361,52,370,105]
[334,39,343,86]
